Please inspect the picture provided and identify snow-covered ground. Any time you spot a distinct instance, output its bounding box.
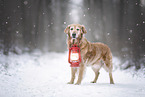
[0,51,145,97]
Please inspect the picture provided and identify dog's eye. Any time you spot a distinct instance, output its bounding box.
[71,28,73,30]
[77,29,79,31]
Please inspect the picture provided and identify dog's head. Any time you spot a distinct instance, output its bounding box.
[64,24,87,42]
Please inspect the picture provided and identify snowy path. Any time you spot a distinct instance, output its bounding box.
[0,52,145,97]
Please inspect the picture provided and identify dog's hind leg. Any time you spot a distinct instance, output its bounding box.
[109,72,114,84]
[91,63,101,83]
[67,67,77,84]
[103,56,114,84]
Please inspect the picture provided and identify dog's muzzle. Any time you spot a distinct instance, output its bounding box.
[72,33,76,39]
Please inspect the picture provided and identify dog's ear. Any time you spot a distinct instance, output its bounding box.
[81,25,87,34]
[64,25,70,34]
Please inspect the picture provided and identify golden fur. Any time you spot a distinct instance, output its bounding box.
[65,24,114,85]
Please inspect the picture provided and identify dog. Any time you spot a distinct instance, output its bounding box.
[64,24,114,85]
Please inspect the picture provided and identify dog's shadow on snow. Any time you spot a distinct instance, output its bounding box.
[82,83,114,86]
[81,82,138,89]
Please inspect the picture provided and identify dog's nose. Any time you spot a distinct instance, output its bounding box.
[72,33,76,38]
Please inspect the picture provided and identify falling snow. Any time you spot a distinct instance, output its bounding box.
[64,22,66,24]
[107,33,110,35]
[16,31,19,34]
[129,30,133,33]
[24,1,28,5]
[136,3,138,5]
[0,0,144,85]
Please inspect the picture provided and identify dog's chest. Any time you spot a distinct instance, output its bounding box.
[82,50,98,66]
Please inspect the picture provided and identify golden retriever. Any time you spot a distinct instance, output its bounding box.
[64,24,114,85]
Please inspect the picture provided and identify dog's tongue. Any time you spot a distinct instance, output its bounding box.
[70,38,80,45]
[73,39,75,43]
[72,39,78,44]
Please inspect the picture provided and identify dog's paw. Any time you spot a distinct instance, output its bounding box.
[90,81,96,83]
[75,82,81,85]
[67,82,74,84]
[110,82,115,84]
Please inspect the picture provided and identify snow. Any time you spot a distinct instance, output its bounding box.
[129,30,133,33]
[0,51,145,97]
[24,1,28,5]
[107,33,110,35]
[64,22,66,24]
[16,31,19,34]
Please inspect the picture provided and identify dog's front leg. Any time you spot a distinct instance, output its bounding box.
[75,64,85,85]
[68,67,77,84]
